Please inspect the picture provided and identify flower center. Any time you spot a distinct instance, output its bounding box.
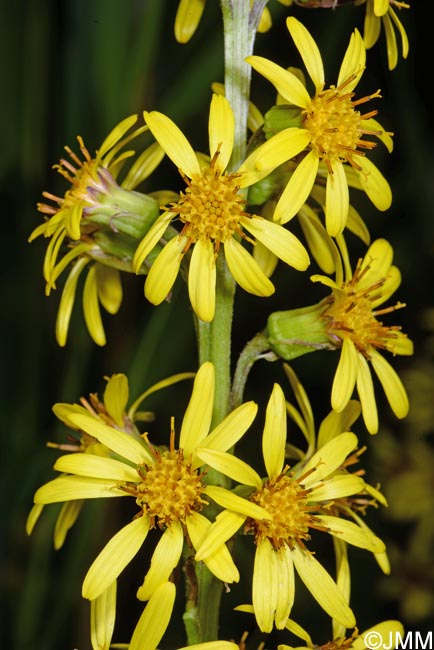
[133,449,207,528]
[322,259,405,357]
[246,472,322,550]
[169,152,247,252]
[303,77,382,172]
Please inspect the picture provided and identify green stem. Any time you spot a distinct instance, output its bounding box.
[188,1,266,643]
[231,331,275,408]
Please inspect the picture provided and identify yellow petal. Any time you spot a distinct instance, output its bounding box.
[275,544,295,628]
[179,361,214,455]
[209,94,234,171]
[246,55,310,108]
[103,373,128,426]
[316,515,385,553]
[363,2,381,50]
[356,352,379,434]
[262,383,286,479]
[224,237,274,296]
[308,474,365,501]
[353,621,404,650]
[145,234,185,305]
[98,114,138,159]
[55,256,90,347]
[286,17,325,90]
[136,522,183,601]
[68,412,153,465]
[274,150,318,224]
[301,431,358,487]
[292,544,355,628]
[82,515,150,600]
[129,582,175,650]
[90,581,117,650]
[331,339,358,412]
[252,538,279,633]
[121,141,165,191]
[325,161,349,237]
[359,238,393,288]
[357,157,392,211]
[96,265,122,315]
[361,117,393,153]
[252,128,310,173]
[194,509,246,561]
[54,500,83,550]
[54,453,139,482]
[178,641,240,650]
[144,110,200,177]
[370,349,409,419]
[133,211,174,272]
[337,29,366,92]
[242,216,309,271]
[200,401,258,456]
[196,448,262,488]
[83,265,106,346]
[383,12,398,71]
[188,238,216,322]
[34,475,126,504]
[26,504,43,535]
[297,204,336,275]
[205,485,271,520]
[174,0,206,44]
[186,511,239,583]
[317,400,361,447]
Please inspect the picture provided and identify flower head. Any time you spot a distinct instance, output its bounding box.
[195,383,386,633]
[29,116,163,345]
[247,17,393,236]
[30,362,267,609]
[133,94,309,322]
[312,238,413,433]
[359,0,410,70]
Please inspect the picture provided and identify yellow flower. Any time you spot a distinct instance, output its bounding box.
[30,362,268,607]
[29,115,163,346]
[276,619,404,650]
[358,0,410,70]
[133,94,309,322]
[312,238,413,434]
[246,17,393,236]
[26,371,191,549]
[195,383,386,633]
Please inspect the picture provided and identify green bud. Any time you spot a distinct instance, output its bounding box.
[266,303,332,361]
[263,105,303,140]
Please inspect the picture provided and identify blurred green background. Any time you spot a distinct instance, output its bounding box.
[1,1,433,649]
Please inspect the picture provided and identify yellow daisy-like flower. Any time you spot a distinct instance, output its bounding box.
[246,17,393,236]
[29,116,163,346]
[133,94,309,322]
[31,362,268,607]
[357,0,410,71]
[312,238,413,434]
[195,383,386,633]
[276,618,404,650]
[26,371,191,550]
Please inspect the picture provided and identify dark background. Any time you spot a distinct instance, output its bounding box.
[1,1,433,649]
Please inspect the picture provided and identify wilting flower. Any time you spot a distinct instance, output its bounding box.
[357,0,410,70]
[133,94,309,322]
[312,238,413,434]
[195,382,386,633]
[246,17,393,236]
[30,362,268,610]
[29,115,163,345]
